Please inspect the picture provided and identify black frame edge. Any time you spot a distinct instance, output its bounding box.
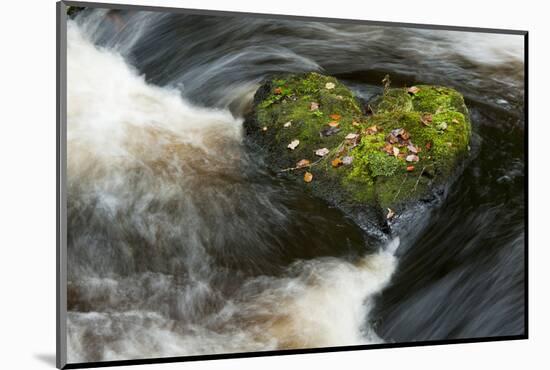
[57,1,68,369]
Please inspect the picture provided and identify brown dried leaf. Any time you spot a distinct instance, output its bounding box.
[401,130,410,141]
[391,128,404,137]
[407,144,418,154]
[296,159,311,168]
[407,86,420,94]
[310,102,319,111]
[274,87,282,95]
[328,121,340,128]
[387,134,399,144]
[383,143,394,155]
[406,165,415,172]
[365,125,378,135]
[304,172,313,183]
[421,114,433,126]
[345,133,359,140]
[406,154,420,162]
[329,114,342,121]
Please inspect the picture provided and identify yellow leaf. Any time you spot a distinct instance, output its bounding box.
[304,172,313,183]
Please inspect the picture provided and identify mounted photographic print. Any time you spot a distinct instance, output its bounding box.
[56,1,528,368]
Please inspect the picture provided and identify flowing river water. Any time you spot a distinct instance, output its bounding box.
[65,8,525,363]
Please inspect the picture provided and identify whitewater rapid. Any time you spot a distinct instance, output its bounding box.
[66,21,398,362]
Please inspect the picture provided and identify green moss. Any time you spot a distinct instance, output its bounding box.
[254,72,364,168]
[249,74,471,213]
[374,88,413,114]
[411,85,468,115]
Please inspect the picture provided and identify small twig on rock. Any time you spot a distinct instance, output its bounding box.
[279,140,346,173]
[413,166,427,192]
[393,174,409,202]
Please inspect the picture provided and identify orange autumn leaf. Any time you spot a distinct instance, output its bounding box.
[406,165,415,172]
[328,121,340,128]
[274,87,282,95]
[296,159,311,168]
[331,158,343,168]
[304,171,313,183]
[329,114,341,121]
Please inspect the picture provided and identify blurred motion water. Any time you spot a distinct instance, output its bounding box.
[66,8,525,363]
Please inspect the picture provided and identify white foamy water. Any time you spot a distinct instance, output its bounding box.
[66,20,399,363]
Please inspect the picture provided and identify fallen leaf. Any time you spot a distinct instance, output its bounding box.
[365,125,378,135]
[342,156,353,165]
[331,158,343,168]
[320,127,341,137]
[274,87,282,95]
[407,86,420,94]
[328,121,340,128]
[325,82,336,90]
[310,102,319,111]
[386,208,395,220]
[436,122,448,131]
[406,165,415,172]
[393,146,400,158]
[421,114,433,126]
[288,139,300,150]
[262,126,268,132]
[426,142,432,150]
[406,154,420,162]
[407,144,418,154]
[283,121,292,128]
[352,121,361,127]
[383,143,394,155]
[329,114,342,121]
[387,134,399,144]
[315,148,330,157]
[391,128,404,137]
[401,130,411,141]
[345,133,359,140]
[296,159,310,168]
[452,118,459,124]
[304,172,313,183]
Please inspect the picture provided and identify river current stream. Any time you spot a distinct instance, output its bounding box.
[66,8,525,363]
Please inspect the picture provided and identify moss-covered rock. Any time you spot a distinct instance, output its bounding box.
[244,72,471,232]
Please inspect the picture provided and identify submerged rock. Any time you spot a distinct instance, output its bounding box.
[244,72,471,233]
